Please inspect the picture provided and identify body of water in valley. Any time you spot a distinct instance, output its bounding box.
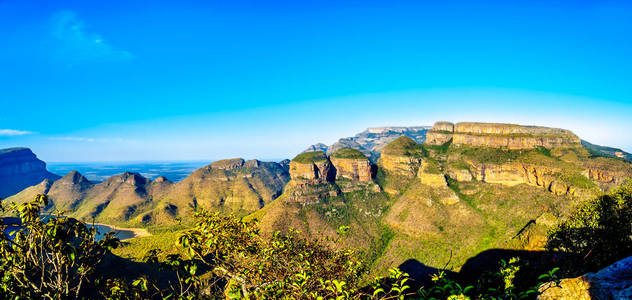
[3,222,140,241]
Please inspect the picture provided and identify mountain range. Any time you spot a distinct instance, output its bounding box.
[2,122,632,274]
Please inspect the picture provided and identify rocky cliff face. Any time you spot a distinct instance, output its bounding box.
[329,148,373,182]
[289,152,336,184]
[416,160,459,205]
[469,163,587,197]
[286,151,340,203]
[304,126,430,162]
[330,157,372,182]
[377,136,424,178]
[425,122,581,149]
[0,148,60,198]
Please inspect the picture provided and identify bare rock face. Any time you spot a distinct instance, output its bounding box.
[287,151,340,203]
[289,152,336,184]
[417,161,447,188]
[538,256,632,300]
[330,158,372,182]
[469,162,587,197]
[425,121,455,145]
[425,122,581,149]
[446,168,473,182]
[378,136,424,178]
[0,148,60,198]
[582,168,627,185]
[329,148,373,182]
[416,160,459,205]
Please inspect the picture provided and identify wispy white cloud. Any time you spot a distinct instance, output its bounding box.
[51,10,134,63]
[0,129,34,136]
[48,136,132,143]
[49,136,96,142]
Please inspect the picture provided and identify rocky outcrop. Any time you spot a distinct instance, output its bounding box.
[446,167,473,182]
[425,121,454,145]
[289,151,335,184]
[582,168,628,185]
[425,122,581,149]
[329,148,373,182]
[378,136,424,177]
[210,158,245,170]
[417,161,447,188]
[0,148,60,198]
[287,151,340,203]
[538,256,632,300]
[469,162,587,197]
[416,160,459,205]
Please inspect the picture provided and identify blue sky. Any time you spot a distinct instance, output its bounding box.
[1,0,631,162]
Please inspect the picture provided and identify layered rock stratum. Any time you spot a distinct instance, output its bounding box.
[426,122,581,149]
[329,148,373,182]
[5,121,632,281]
[377,136,424,178]
[0,148,60,198]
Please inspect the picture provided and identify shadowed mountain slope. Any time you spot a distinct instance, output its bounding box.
[0,148,60,198]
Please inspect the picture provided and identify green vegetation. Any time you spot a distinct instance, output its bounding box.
[556,172,597,189]
[534,146,552,157]
[292,150,329,163]
[546,181,632,275]
[447,145,522,164]
[331,148,367,159]
[422,158,442,174]
[423,138,453,154]
[0,195,119,298]
[0,194,563,299]
[381,136,425,158]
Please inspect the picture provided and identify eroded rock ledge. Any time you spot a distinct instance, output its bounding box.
[287,149,378,203]
[426,122,581,149]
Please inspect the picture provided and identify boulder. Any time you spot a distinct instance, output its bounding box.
[538,256,632,300]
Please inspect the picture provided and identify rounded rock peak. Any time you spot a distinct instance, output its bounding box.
[210,158,245,170]
[291,151,329,164]
[62,170,89,183]
[330,148,367,160]
[381,136,424,156]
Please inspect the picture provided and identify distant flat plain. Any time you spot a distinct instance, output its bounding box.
[47,161,210,182]
[48,159,286,183]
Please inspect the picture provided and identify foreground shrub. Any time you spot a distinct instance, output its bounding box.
[545,181,632,274]
[0,195,119,298]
